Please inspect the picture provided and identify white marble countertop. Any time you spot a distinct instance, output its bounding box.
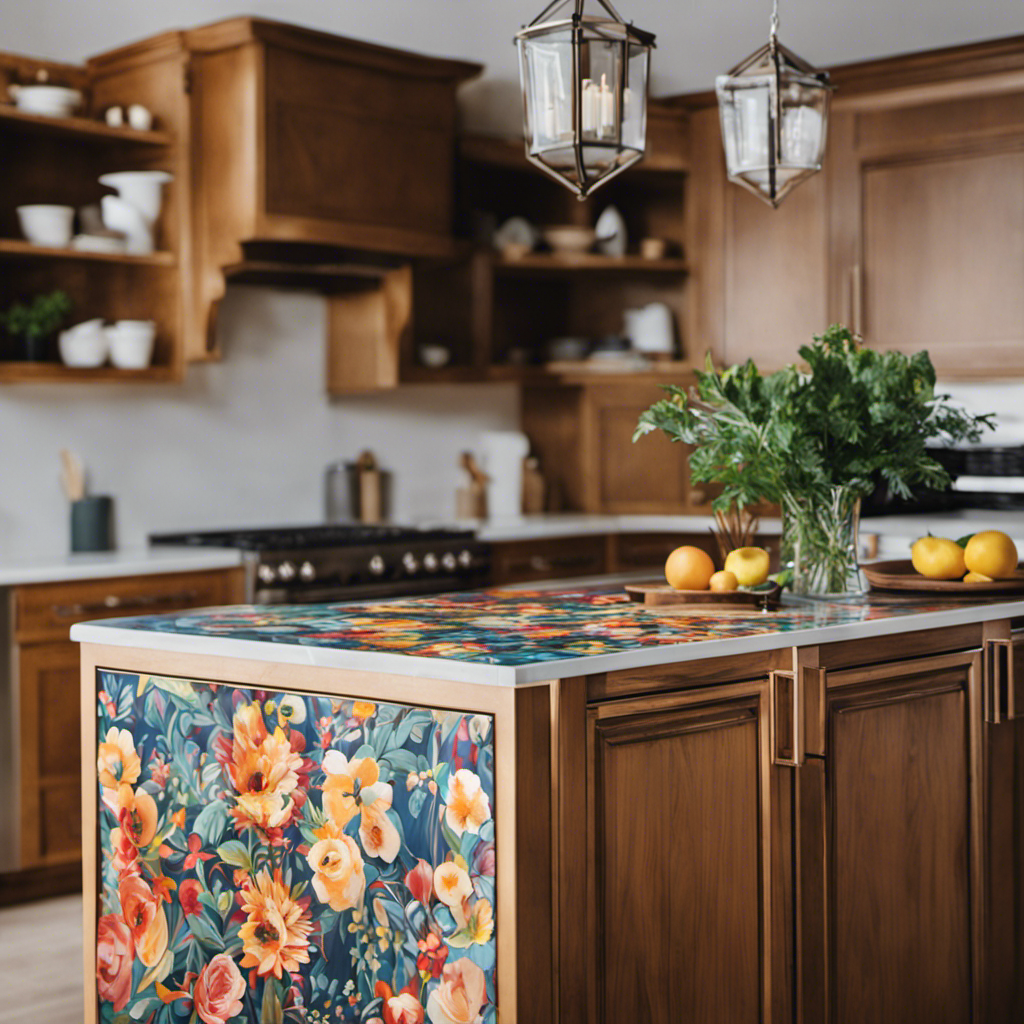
[71,581,1024,688]
[441,513,784,542]
[0,546,244,587]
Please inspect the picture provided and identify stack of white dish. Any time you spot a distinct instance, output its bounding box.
[99,171,172,254]
[7,84,82,117]
[58,319,157,369]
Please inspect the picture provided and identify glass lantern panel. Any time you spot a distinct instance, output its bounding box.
[622,43,649,152]
[519,35,575,155]
[779,79,829,169]
[718,79,773,177]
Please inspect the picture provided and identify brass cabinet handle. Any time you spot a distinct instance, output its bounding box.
[850,263,864,337]
[770,669,803,767]
[52,588,203,619]
[985,639,1017,724]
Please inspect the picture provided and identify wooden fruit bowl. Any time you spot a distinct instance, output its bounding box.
[625,581,783,611]
[863,559,1024,595]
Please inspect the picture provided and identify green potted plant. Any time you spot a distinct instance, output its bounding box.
[634,325,993,596]
[1,289,72,362]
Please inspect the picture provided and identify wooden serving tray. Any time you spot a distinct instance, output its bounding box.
[625,581,783,611]
[863,559,1024,595]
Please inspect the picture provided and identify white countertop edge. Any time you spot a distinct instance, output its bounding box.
[0,547,245,587]
[72,597,1024,689]
[447,514,785,542]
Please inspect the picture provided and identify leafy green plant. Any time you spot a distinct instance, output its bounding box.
[633,325,994,513]
[2,289,72,341]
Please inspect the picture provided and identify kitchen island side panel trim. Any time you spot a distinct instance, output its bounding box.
[79,643,530,1024]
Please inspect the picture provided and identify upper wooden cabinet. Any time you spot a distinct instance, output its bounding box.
[685,34,1024,378]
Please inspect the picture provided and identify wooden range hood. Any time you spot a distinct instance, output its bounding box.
[89,17,481,361]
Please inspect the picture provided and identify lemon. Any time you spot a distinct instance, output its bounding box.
[709,570,739,592]
[724,547,770,586]
[665,546,716,591]
[963,530,1018,579]
[910,536,966,579]
[963,571,995,584]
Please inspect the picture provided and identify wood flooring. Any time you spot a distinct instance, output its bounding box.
[0,895,82,1024]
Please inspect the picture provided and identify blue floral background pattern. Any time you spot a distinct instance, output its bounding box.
[94,669,496,1024]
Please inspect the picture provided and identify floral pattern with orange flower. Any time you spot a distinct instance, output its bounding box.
[238,869,313,979]
[95,671,497,1023]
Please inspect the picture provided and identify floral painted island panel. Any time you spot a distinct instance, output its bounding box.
[102,587,961,668]
[95,668,496,1024]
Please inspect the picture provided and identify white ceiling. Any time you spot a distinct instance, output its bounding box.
[3,0,1023,134]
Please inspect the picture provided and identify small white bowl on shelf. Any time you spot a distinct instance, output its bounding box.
[106,320,156,369]
[543,225,597,255]
[16,204,75,247]
[8,84,82,118]
[58,319,108,368]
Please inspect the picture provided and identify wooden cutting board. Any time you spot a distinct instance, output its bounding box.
[863,559,1024,595]
[625,581,783,611]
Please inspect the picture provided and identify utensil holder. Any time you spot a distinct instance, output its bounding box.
[71,496,114,552]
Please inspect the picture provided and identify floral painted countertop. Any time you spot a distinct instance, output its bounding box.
[72,584,1024,686]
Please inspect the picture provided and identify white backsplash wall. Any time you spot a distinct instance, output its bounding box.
[0,288,519,559]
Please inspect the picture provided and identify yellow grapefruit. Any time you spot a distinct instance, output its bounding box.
[911,536,966,579]
[963,531,1018,579]
[724,547,770,586]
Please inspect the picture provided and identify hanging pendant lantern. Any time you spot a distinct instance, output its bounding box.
[715,0,832,208]
[516,0,655,200]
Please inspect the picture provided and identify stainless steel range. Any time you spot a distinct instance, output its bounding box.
[150,524,489,603]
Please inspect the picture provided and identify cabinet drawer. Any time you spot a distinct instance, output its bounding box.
[613,532,715,571]
[490,536,608,585]
[14,568,243,642]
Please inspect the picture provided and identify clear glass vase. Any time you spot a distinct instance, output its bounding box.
[781,486,865,598]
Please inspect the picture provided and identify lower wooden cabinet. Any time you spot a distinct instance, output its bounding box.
[8,566,245,884]
[560,635,1023,1023]
[585,680,780,1024]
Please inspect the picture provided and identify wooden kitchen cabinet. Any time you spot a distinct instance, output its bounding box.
[583,679,781,1024]
[4,566,244,899]
[798,649,984,1023]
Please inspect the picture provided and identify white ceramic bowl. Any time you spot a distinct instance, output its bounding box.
[16,204,74,247]
[98,171,172,223]
[9,84,82,118]
[100,195,154,254]
[58,319,107,368]
[106,320,156,369]
[544,225,597,255]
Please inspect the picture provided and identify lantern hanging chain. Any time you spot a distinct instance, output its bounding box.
[770,0,779,49]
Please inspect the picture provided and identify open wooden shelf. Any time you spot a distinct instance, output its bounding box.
[399,360,697,386]
[0,104,172,145]
[0,238,176,266]
[0,362,177,383]
[493,252,689,276]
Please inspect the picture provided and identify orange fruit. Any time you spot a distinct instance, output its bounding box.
[963,531,1018,579]
[710,570,739,592]
[665,546,715,591]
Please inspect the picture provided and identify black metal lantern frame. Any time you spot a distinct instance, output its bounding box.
[516,0,656,200]
[716,9,832,208]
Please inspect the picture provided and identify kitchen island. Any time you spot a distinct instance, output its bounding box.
[72,586,1024,1024]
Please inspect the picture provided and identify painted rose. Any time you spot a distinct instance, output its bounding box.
[239,869,313,979]
[178,878,202,917]
[306,834,366,912]
[426,959,487,1024]
[322,751,400,862]
[433,861,472,909]
[119,874,169,968]
[193,953,246,1024]
[97,727,141,789]
[444,770,491,837]
[229,702,303,831]
[96,914,134,1012]
[376,981,425,1024]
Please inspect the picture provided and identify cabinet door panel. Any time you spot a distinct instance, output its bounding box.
[816,654,982,1024]
[589,685,775,1024]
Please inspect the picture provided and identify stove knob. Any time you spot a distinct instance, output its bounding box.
[368,554,386,577]
[402,552,420,575]
[458,549,474,569]
[299,561,316,582]
[277,560,296,582]
[257,564,277,584]
[442,551,458,572]
[423,552,439,573]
